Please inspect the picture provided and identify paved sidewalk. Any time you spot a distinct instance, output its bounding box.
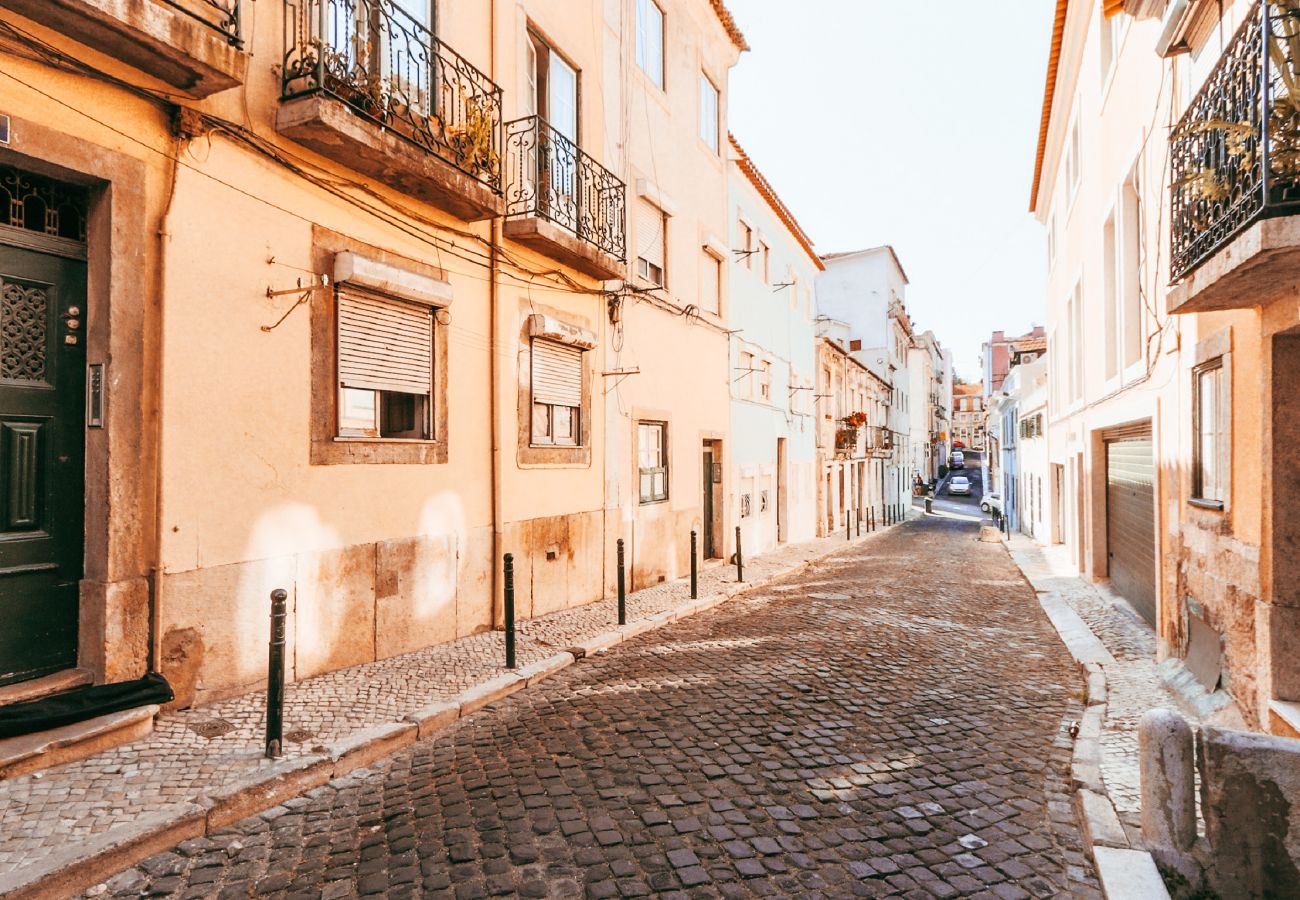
[0,525,894,893]
[1005,537,1203,834]
[84,515,1098,899]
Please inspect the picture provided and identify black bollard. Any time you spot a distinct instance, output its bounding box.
[870,508,875,532]
[617,538,626,626]
[266,588,287,759]
[690,530,698,600]
[735,526,744,582]
[845,509,851,542]
[504,553,516,669]
[856,510,862,537]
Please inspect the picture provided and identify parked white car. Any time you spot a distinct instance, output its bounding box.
[981,492,1003,514]
[948,476,971,496]
[950,451,965,469]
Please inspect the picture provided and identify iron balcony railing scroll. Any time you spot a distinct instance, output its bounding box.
[281,0,503,191]
[158,0,242,45]
[505,115,627,262]
[1170,1,1300,280]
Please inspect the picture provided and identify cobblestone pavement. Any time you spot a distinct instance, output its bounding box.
[1006,538,1204,828]
[86,516,1098,899]
[0,532,857,878]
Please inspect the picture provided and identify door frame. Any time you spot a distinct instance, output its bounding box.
[1,121,155,685]
[775,438,787,543]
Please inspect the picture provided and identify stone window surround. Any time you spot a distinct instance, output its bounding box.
[517,303,596,467]
[310,227,451,465]
[1189,325,1232,516]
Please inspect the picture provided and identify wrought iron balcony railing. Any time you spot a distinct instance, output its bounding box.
[281,0,502,190]
[505,116,627,262]
[1170,1,1300,280]
[159,0,242,46]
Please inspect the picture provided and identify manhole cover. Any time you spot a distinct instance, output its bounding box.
[284,728,315,743]
[188,719,235,739]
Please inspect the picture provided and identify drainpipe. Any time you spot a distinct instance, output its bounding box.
[148,142,183,677]
[488,0,505,629]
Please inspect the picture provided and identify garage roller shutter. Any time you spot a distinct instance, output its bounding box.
[532,339,582,407]
[1106,437,1156,625]
[337,290,434,396]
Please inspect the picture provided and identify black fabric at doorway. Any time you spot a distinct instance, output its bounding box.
[0,673,172,739]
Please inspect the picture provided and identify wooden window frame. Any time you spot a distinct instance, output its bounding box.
[638,420,669,504]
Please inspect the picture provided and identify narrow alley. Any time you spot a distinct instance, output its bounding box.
[89,519,1097,899]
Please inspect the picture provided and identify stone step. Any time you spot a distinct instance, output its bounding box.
[0,668,93,708]
[0,704,158,781]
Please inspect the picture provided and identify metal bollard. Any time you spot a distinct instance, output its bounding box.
[617,538,626,626]
[504,553,516,669]
[856,510,861,537]
[266,588,287,759]
[735,526,744,582]
[845,509,851,542]
[690,530,698,600]
[869,508,875,532]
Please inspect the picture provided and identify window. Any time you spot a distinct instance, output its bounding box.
[638,421,668,503]
[336,290,434,440]
[635,0,664,89]
[759,360,771,401]
[1065,115,1082,200]
[1047,212,1056,270]
[699,74,719,152]
[636,200,666,286]
[1119,170,1144,370]
[739,220,753,269]
[737,350,753,399]
[758,241,770,283]
[700,250,722,314]
[1193,360,1226,506]
[1099,9,1122,86]
[849,339,862,351]
[531,339,583,446]
[527,32,578,139]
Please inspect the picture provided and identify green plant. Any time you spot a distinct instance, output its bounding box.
[445,87,499,178]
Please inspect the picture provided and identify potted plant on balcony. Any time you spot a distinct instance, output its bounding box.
[445,85,499,181]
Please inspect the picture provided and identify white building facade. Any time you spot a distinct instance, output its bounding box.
[726,137,821,556]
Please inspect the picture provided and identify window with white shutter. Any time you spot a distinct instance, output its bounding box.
[700,250,721,314]
[531,338,584,446]
[636,201,666,286]
[638,421,668,503]
[336,288,435,439]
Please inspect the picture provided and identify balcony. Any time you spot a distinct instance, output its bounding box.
[0,0,247,97]
[1168,3,1300,312]
[504,116,627,280]
[278,0,503,221]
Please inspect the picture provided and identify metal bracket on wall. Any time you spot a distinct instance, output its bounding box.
[601,367,640,390]
[262,274,329,333]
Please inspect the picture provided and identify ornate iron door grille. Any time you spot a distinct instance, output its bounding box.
[157,0,243,46]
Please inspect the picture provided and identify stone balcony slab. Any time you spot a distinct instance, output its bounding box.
[1168,216,1300,315]
[277,94,504,223]
[504,215,627,281]
[0,0,247,98]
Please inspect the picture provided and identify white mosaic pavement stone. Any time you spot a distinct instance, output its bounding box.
[1008,539,1206,823]
[0,527,882,876]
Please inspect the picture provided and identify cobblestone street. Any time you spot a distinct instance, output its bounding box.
[86,517,1096,899]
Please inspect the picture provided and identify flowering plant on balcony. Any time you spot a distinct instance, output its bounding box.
[834,428,858,451]
[842,411,867,427]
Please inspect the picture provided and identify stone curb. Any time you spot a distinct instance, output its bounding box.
[2,527,895,900]
[1000,546,1170,899]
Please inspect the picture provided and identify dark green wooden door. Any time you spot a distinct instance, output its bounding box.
[0,245,85,686]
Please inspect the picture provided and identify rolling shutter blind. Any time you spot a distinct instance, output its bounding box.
[532,339,582,407]
[636,201,665,267]
[337,290,433,396]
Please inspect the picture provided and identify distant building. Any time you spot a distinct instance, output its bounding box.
[982,326,1046,395]
[951,383,985,452]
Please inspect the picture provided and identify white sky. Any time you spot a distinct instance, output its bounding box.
[726,2,1056,382]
